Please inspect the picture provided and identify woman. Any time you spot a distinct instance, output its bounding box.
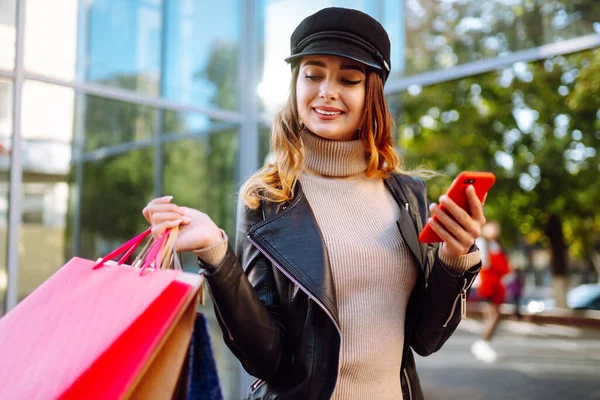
[471,221,510,363]
[143,7,485,400]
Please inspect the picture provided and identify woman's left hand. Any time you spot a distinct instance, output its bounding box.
[427,185,487,257]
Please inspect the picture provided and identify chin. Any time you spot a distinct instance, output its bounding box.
[307,124,356,141]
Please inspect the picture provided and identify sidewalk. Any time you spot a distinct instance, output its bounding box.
[466,301,600,329]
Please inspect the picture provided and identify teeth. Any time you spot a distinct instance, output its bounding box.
[315,108,342,116]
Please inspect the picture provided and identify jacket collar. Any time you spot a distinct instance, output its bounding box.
[247,175,425,327]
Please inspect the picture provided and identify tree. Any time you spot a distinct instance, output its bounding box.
[403,0,600,76]
[392,48,600,306]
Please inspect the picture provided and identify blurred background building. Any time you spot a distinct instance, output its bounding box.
[0,0,598,398]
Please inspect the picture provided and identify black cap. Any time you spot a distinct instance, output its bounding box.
[285,7,391,83]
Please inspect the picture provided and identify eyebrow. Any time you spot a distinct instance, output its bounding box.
[302,60,365,73]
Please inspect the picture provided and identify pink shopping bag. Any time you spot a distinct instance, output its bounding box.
[0,228,202,399]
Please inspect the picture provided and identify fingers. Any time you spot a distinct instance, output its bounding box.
[428,203,474,252]
[467,186,487,225]
[151,212,191,225]
[151,218,183,239]
[426,217,464,253]
[429,185,487,256]
[143,197,187,224]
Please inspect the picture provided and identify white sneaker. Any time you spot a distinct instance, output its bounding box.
[470,340,498,363]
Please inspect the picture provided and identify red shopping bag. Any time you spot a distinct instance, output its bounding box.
[0,228,202,399]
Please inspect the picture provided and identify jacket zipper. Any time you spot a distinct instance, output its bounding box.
[442,271,481,328]
[251,378,264,390]
[403,368,413,400]
[442,278,467,328]
[246,234,342,337]
[247,234,343,393]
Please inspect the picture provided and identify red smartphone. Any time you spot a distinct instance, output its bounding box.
[418,171,496,243]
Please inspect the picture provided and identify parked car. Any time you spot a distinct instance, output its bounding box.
[526,284,600,313]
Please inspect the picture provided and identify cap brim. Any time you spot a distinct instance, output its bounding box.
[284,41,382,71]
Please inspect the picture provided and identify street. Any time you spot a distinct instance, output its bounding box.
[416,318,600,399]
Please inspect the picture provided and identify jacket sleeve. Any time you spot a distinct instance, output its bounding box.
[200,198,293,382]
[407,178,481,357]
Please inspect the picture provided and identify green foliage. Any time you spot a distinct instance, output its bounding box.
[393,49,600,275]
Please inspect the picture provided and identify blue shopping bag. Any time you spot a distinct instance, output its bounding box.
[175,313,223,400]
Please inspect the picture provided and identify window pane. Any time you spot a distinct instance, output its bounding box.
[85,0,163,95]
[162,126,238,242]
[18,82,74,305]
[81,95,157,152]
[162,126,239,399]
[0,0,16,70]
[259,123,271,167]
[79,147,155,261]
[24,0,78,80]
[0,78,10,315]
[258,0,378,114]
[400,0,600,77]
[163,0,241,110]
[0,78,12,138]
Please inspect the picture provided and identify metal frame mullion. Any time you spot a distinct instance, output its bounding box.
[384,33,600,94]
[76,121,237,163]
[237,0,260,395]
[238,0,259,186]
[10,71,244,124]
[154,0,170,199]
[0,68,15,79]
[6,0,26,312]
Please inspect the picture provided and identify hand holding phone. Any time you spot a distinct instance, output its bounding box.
[418,172,495,243]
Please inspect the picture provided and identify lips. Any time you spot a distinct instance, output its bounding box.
[312,106,344,118]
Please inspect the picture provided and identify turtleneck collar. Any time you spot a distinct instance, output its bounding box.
[301,129,368,178]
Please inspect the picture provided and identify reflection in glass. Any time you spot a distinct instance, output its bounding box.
[400,0,600,77]
[0,79,12,138]
[82,95,157,152]
[162,128,239,399]
[17,82,74,305]
[0,79,10,315]
[0,0,16,71]
[163,0,241,110]
[259,123,271,167]
[85,0,163,95]
[78,148,154,261]
[162,128,238,242]
[24,0,78,80]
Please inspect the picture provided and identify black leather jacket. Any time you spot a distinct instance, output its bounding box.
[202,172,481,400]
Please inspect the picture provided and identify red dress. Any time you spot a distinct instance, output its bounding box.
[478,250,510,305]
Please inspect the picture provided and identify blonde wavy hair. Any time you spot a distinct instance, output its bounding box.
[241,64,401,210]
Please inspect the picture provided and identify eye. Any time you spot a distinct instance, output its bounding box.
[342,79,363,85]
[304,74,321,81]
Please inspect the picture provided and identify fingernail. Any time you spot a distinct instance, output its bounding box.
[468,185,475,191]
[439,195,447,203]
[428,217,434,224]
[429,203,436,211]
[163,195,173,200]
[182,216,191,223]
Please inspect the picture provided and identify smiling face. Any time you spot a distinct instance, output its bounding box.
[296,55,367,141]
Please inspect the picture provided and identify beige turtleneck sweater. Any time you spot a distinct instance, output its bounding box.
[298,130,479,399]
[199,130,479,399]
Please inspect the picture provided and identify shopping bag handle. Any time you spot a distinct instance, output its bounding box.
[92,228,152,270]
[139,229,171,274]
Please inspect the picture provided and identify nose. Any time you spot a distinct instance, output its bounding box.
[319,78,339,101]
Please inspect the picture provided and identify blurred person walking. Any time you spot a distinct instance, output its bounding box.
[143,8,486,399]
[471,220,510,363]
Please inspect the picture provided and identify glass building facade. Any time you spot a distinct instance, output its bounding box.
[0,0,598,397]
